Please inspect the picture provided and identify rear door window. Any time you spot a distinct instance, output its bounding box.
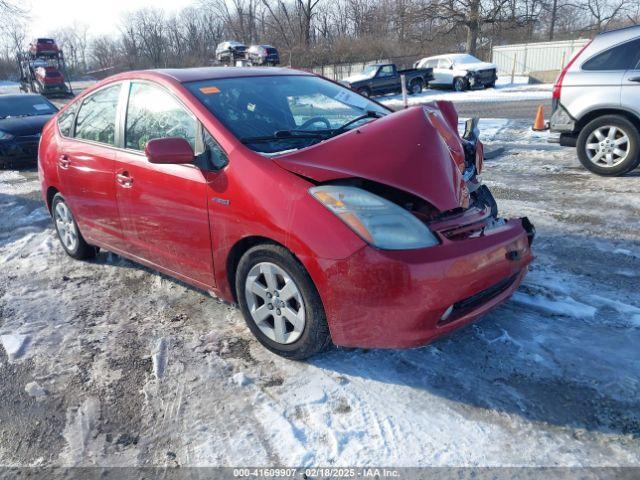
[125,82,197,151]
[582,39,640,71]
[57,102,79,137]
[74,83,121,145]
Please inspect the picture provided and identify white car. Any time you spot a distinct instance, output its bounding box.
[414,54,498,91]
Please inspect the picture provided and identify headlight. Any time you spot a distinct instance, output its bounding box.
[0,130,14,141]
[310,185,439,250]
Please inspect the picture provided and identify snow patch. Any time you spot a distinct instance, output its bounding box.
[0,334,29,362]
[151,338,169,379]
[60,397,101,465]
[231,372,251,387]
[25,381,46,399]
[512,292,597,318]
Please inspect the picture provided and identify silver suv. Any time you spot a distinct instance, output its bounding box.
[550,25,640,176]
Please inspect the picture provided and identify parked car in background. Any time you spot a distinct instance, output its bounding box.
[215,41,247,64]
[550,25,640,176]
[0,94,57,167]
[341,63,434,97]
[247,44,280,65]
[414,54,498,91]
[34,66,67,95]
[39,67,534,359]
[29,38,59,58]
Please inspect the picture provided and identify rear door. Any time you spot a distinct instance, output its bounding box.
[620,39,640,116]
[57,82,126,250]
[114,80,214,287]
[433,58,453,85]
[572,39,640,117]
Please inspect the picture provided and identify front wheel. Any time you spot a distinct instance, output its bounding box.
[51,194,96,260]
[577,115,640,176]
[357,87,371,98]
[453,77,468,92]
[236,244,332,360]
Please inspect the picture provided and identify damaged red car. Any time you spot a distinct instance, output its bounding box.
[38,68,534,359]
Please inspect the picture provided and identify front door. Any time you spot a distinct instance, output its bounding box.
[57,83,126,250]
[115,81,214,287]
[374,65,398,94]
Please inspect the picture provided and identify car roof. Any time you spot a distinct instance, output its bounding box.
[425,53,476,60]
[143,67,311,83]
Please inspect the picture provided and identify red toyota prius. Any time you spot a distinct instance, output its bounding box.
[38,67,534,359]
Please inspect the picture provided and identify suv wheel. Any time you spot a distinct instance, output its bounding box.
[577,115,640,176]
[51,193,97,260]
[357,87,371,97]
[236,244,332,360]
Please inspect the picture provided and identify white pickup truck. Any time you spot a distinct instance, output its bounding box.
[414,54,498,91]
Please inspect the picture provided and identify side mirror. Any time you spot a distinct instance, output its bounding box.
[145,137,194,164]
[449,64,454,70]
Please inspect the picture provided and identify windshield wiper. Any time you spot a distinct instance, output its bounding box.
[332,110,384,134]
[240,130,330,144]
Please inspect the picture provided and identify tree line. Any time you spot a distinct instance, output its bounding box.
[0,0,638,79]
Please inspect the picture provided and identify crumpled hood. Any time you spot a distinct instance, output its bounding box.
[459,61,497,72]
[273,103,468,212]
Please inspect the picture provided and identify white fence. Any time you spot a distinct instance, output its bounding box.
[492,39,591,75]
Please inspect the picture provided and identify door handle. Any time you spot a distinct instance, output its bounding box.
[58,154,70,169]
[629,76,640,83]
[116,172,133,187]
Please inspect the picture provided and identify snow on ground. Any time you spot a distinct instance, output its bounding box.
[0,120,639,468]
[380,76,552,109]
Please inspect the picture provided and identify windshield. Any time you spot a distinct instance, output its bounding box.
[186,75,389,154]
[361,65,378,77]
[453,55,481,65]
[0,96,57,118]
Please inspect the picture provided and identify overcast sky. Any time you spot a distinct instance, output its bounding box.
[27,0,194,37]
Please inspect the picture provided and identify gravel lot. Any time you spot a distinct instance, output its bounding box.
[0,116,639,468]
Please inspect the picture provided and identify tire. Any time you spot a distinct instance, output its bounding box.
[409,79,423,95]
[357,87,371,98]
[51,193,96,260]
[453,77,468,92]
[235,244,332,360]
[576,115,640,176]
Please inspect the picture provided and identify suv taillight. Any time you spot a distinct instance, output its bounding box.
[553,40,592,102]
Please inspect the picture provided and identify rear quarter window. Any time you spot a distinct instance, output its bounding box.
[582,38,640,71]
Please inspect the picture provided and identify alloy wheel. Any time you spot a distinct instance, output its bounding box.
[54,201,78,252]
[585,126,630,168]
[244,262,306,345]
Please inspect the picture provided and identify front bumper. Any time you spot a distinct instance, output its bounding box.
[315,215,534,348]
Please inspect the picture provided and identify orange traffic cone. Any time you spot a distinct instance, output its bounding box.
[532,105,547,131]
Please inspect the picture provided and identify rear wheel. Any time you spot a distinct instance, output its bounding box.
[236,244,331,360]
[409,79,423,95]
[51,194,96,260]
[577,115,640,176]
